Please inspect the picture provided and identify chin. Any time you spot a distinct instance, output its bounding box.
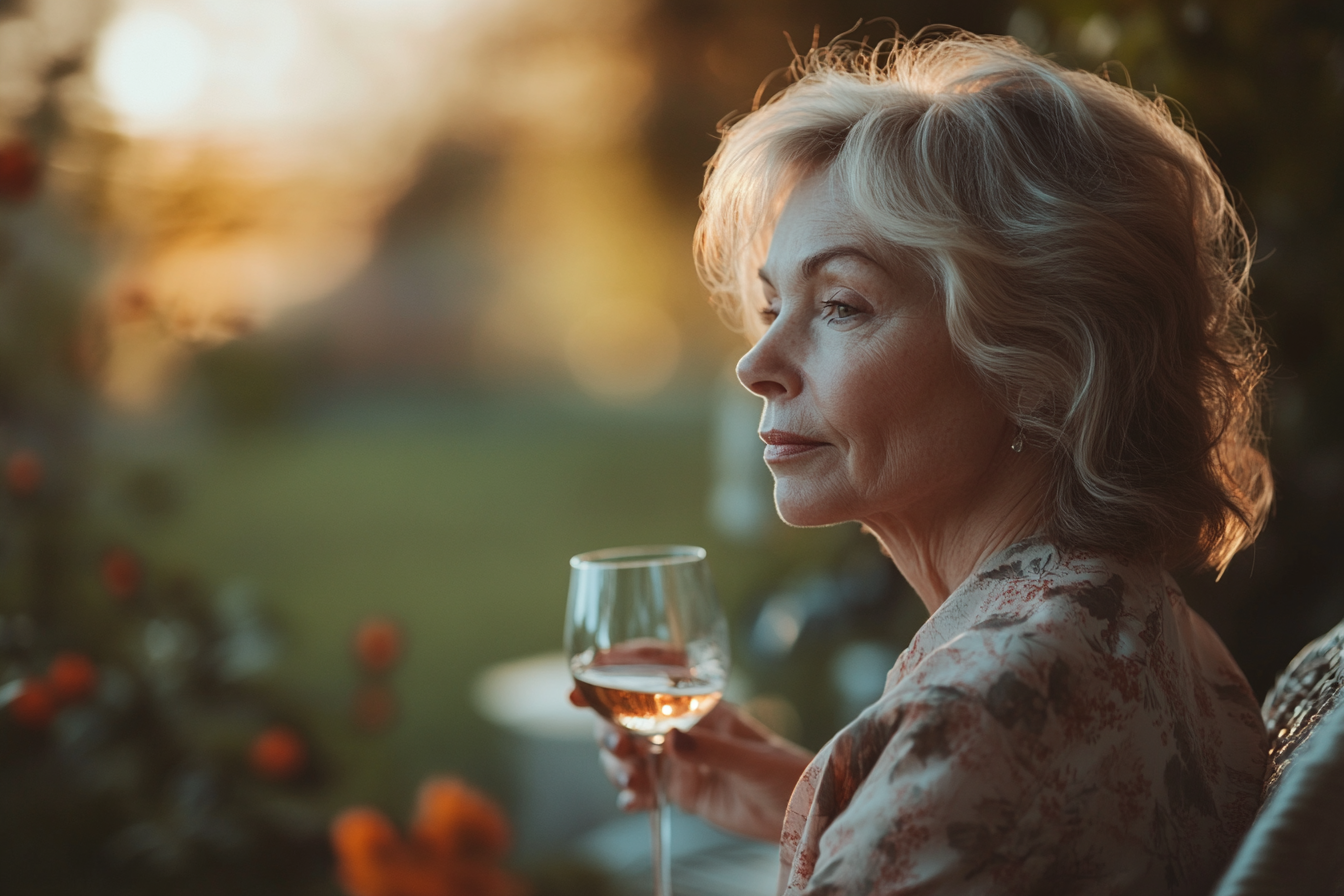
[773,484,855,528]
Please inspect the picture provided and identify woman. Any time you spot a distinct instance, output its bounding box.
[578,30,1272,895]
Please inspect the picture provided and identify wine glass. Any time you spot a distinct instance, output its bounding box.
[565,545,730,896]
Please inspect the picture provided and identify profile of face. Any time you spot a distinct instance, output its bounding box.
[736,173,1014,532]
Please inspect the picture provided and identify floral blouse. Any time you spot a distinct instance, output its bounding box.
[779,538,1266,896]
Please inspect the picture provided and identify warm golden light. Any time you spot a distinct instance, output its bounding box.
[93,7,210,127]
[564,303,682,403]
[333,0,465,28]
[88,0,376,140]
[62,0,497,407]
[41,0,691,407]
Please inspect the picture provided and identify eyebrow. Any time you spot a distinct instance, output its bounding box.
[758,246,880,287]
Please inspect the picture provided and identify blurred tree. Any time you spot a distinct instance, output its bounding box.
[0,91,341,896]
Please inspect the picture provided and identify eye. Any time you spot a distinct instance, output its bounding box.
[757,302,779,324]
[822,298,861,322]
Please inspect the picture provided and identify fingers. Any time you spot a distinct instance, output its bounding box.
[586,708,813,821]
[578,693,659,813]
[662,727,813,841]
[595,721,639,758]
[600,745,653,810]
[594,721,654,812]
[669,726,811,780]
[691,701,780,744]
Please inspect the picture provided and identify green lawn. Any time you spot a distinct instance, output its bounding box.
[106,389,848,823]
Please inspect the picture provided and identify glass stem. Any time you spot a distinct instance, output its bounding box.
[648,734,672,896]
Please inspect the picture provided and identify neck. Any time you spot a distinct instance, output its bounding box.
[861,452,1050,615]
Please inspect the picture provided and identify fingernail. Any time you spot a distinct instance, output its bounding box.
[603,731,620,751]
[616,769,630,788]
[673,730,696,754]
[617,790,636,810]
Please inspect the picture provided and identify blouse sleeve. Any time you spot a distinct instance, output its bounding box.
[784,632,1143,895]
[781,553,1265,896]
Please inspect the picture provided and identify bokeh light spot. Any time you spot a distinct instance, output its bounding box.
[94,7,211,126]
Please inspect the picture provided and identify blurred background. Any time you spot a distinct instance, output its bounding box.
[0,0,1340,893]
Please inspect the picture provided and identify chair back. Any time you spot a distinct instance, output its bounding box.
[1213,621,1344,896]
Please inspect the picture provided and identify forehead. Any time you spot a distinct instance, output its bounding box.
[761,174,863,276]
[757,172,930,295]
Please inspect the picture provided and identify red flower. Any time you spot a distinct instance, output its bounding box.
[5,450,42,496]
[250,725,307,781]
[48,652,98,704]
[331,778,526,896]
[0,139,39,203]
[355,617,403,674]
[101,547,141,600]
[9,678,56,729]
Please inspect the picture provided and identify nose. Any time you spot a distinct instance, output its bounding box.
[736,326,797,400]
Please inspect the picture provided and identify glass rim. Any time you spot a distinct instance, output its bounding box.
[570,544,707,569]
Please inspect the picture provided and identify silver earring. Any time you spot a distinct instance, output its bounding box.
[1010,429,1024,453]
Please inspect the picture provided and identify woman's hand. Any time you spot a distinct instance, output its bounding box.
[569,689,814,843]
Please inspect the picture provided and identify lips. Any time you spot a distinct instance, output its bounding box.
[759,429,828,461]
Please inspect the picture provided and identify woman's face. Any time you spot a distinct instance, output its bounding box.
[737,173,1012,530]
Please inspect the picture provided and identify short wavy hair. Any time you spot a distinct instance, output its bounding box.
[695,29,1271,574]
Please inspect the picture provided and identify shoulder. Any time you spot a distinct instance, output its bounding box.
[912,543,1164,690]
[913,539,1162,656]
[964,539,1162,630]
[787,543,1264,895]
[883,543,1198,767]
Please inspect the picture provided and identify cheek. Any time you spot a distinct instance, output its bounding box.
[839,335,997,490]
[830,341,934,453]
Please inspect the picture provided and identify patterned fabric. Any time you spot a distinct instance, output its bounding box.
[778,538,1267,896]
[1260,619,1344,803]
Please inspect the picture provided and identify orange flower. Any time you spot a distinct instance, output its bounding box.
[250,726,307,781]
[413,778,511,864]
[332,808,403,896]
[331,778,527,896]
[48,652,98,704]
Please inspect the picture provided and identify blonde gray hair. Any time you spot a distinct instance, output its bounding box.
[695,30,1271,574]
